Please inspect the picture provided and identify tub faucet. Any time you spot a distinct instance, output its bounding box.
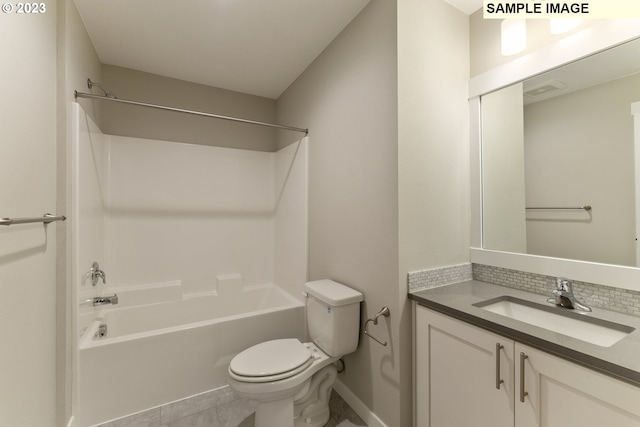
[91,261,106,286]
[80,294,118,307]
[547,277,591,312]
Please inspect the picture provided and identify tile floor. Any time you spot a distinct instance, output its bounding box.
[96,386,367,427]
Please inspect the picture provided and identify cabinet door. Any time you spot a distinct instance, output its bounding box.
[416,306,515,427]
[515,343,640,427]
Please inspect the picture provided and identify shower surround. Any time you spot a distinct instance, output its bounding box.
[71,104,308,426]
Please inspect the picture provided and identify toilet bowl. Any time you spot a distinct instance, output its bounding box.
[227,280,363,427]
[228,339,337,427]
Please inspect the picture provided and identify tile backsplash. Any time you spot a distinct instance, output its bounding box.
[408,263,640,317]
[407,263,472,292]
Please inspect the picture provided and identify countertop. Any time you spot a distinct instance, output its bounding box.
[409,280,640,386]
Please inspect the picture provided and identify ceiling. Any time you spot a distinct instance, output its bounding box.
[444,0,482,15]
[74,0,484,100]
[74,0,370,99]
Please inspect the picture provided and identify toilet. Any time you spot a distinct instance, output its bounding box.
[227,279,363,427]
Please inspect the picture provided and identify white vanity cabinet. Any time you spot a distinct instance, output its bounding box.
[516,342,640,427]
[415,305,640,427]
[415,306,515,427]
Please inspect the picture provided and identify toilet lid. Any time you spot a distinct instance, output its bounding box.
[229,338,312,380]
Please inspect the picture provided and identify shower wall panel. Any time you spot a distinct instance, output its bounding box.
[105,136,277,295]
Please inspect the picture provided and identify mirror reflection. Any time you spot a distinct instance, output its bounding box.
[481,37,640,267]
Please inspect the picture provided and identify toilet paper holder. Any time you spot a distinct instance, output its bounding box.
[364,306,390,346]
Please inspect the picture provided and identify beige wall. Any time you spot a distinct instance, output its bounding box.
[63,2,103,128]
[101,65,279,151]
[0,1,57,425]
[398,0,470,279]
[398,1,469,425]
[277,1,401,425]
[524,73,640,266]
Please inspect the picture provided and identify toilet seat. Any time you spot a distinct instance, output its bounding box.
[229,339,314,383]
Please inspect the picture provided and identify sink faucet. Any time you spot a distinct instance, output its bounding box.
[547,277,591,312]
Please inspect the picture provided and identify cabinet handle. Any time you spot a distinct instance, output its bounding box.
[520,352,529,402]
[495,343,504,389]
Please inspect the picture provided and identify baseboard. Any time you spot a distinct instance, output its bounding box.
[332,379,388,427]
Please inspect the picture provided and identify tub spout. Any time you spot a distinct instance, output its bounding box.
[95,323,108,338]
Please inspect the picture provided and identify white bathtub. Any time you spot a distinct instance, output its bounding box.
[77,283,305,427]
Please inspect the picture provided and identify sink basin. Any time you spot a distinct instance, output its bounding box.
[473,296,635,347]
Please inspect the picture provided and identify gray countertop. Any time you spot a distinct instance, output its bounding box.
[409,280,640,386]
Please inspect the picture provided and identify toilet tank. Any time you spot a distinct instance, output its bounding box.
[304,279,363,357]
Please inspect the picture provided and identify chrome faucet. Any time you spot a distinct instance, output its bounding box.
[547,277,591,312]
[90,261,106,286]
[80,294,119,307]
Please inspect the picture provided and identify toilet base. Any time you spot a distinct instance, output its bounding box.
[255,398,295,427]
[247,363,338,427]
[294,405,330,427]
[293,364,337,427]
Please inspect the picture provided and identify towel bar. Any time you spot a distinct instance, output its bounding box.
[525,205,591,211]
[0,213,66,226]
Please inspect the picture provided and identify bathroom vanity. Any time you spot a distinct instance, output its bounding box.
[410,281,640,427]
[404,18,640,427]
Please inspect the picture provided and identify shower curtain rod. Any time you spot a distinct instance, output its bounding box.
[74,91,309,135]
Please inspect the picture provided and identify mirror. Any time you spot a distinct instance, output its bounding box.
[481,37,640,268]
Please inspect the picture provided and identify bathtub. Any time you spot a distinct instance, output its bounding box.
[77,283,305,427]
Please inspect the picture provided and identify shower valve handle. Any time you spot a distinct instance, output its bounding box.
[91,261,106,286]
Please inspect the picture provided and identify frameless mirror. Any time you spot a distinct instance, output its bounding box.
[481,37,640,268]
